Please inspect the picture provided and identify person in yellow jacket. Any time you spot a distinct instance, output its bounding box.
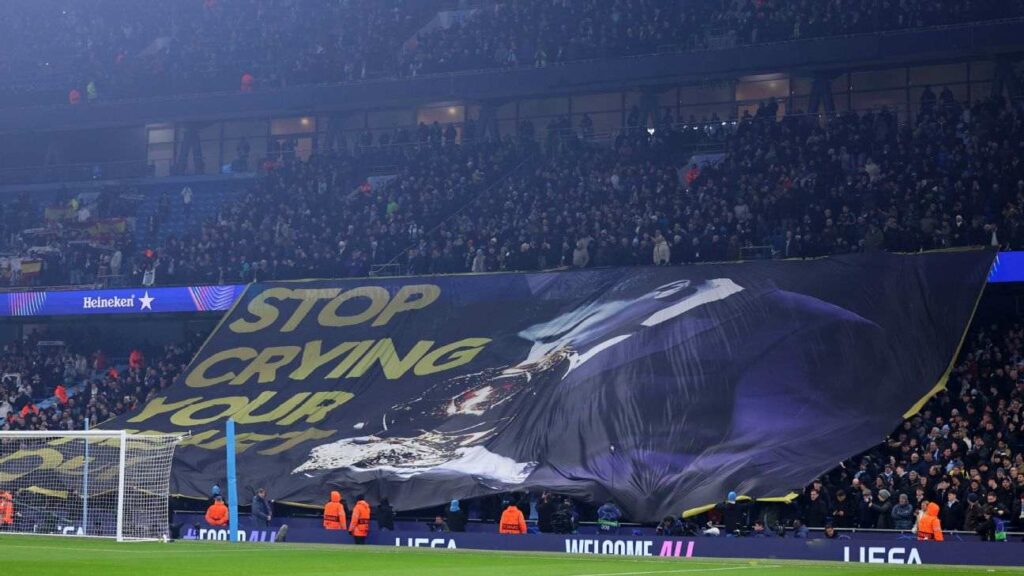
[349,497,371,544]
[917,502,944,541]
[323,491,347,530]
[205,496,229,527]
[499,504,527,534]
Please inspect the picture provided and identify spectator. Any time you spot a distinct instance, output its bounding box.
[597,501,622,533]
[656,515,683,536]
[715,491,748,536]
[750,520,773,537]
[856,489,875,528]
[471,249,487,273]
[181,186,193,218]
[128,349,145,371]
[536,492,557,533]
[964,494,986,534]
[652,231,670,265]
[251,488,271,528]
[550,499,575,534]
[1013,492,1024,531]
[377,498,395,531]
[831,489,854,528]
[891,493,915,530]
[979,492,1009,541]
[871,490,893,529]
[790,519,809,538]
[429,515,450,532]
[941,491,965,532]
[572,239,589,268]
[446,500,467,532]
[802,489,829,527]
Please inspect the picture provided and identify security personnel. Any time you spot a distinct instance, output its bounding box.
[323,491,347,531]
[205,496,229,527]
[0,491,14,527]
[917,502,944,541]
[348,497,371,544]
[499,504,527,534]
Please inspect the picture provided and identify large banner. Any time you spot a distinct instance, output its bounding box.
[116,251,992,521]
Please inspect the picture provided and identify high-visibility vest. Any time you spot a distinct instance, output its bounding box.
[323,501,346,530]
[499,506,526,534]
[0,493,14,525]
[349,501,370,537]
[205,502,228,526]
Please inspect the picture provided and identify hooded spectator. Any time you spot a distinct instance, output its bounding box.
[446,499,467,532]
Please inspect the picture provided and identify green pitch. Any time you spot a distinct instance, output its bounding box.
[4,535,1023,576]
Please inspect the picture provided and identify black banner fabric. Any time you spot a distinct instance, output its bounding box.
[115,251,992,521]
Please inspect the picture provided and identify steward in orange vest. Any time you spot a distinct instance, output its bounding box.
[205,497,229,527]
[0,491,14,526]
[349,498,371,543]
[499,505,527,534]
[323,491,347,530]
[917,502,944,541]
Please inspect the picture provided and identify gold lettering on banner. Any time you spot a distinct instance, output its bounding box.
[228,284,442,333]
[183,338,492,386]
[229,346,301,385]
[186,348,258,388]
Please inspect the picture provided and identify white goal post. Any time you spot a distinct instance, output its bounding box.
[0,430,184,542]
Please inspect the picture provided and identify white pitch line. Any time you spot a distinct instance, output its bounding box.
[0,543,298,555]
[572,565,779,576]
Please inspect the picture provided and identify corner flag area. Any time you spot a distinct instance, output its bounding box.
[3,537,1023,576]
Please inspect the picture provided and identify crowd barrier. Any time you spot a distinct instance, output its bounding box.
[173,512,1022,566]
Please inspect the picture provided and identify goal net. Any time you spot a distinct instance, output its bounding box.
[0,431,183,541]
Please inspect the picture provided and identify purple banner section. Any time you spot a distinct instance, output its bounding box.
[1,284,245,317]
[174,513,1020,567]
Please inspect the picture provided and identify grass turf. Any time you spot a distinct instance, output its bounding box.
[3,535,1023,576]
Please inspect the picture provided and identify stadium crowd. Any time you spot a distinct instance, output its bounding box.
[403,0,1024,75]
[141,94,1024,283]
[2,0,1023,105]
[146,134,527,285]
[0,329,205,433]
[4,89,1024,286]
[1,0,432,106]
[798,319,1024,537]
